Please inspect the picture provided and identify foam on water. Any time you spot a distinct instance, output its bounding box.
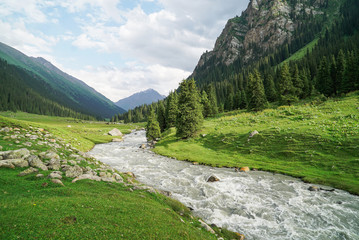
[89,130,359,240]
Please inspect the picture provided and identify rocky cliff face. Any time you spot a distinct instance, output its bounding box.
[193,0,326,76]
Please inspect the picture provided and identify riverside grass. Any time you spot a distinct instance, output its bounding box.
[154,92,359,195]
[0,113,242,240]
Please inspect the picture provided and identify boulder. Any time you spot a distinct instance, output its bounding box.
[0,148,30,160]
[48,158,61,170]
[101,177,116,182]
[48,172,62,179]
[249,130,259,138]
[6,159,29,168]
[308,186,320,192]
[125,172,136,178]
[198,219,215,234]
[112,138,123,142]
[207,175,220,182]
[29,135,39,140]
[36,174,44,178]
[51,179,64,186]
[65,165,83,178]
[26,155,48,171]
[113,173,123,182]
[0,146,3,151]
[108,128,123,136]
[18,167,39,176]
[140,144,146,149]
[239,167,250,172]
[72,174,101,183]
[0,161,15,169]
[44,151,60,160]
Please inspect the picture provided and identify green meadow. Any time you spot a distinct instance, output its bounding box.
[154,93,359,195]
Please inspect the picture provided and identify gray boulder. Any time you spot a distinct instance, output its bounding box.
[108,128,123,136]
[72,174,101,183]
[0,161,15,169]
[113,173,123,182]
[207,175,220,182]
[249,130,259,138]
[0,148,30,160]
[51,179,64,186]
[48,158,61,170]
[18,167,39,176]
[26,155,48,171]
[48,172,62,179]
[5,159,29,168]
[65,165,83,178]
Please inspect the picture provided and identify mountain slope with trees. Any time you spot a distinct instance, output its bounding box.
[0,42,125,119]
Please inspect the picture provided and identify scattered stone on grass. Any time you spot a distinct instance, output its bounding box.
[18,167,39,176]
[51,179,64,186]
[26,155,48,171]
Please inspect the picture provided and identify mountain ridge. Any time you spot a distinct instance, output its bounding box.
[0,42,125,118]
[116,89,166,111]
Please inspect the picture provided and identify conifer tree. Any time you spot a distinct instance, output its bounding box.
[291,64,304,97]
[233,90,242,109]
[201,90,211,118]
[279,63,297,105]
[264,74,277,102]
[206,84,218,115]
[157,101,166,132]
[165,91,178,128]
[247,70,268,111]
[239,89,247,109]
[316,58,332,96]
[146,108,161,141]
[337,50,346,94]
[176,79,203,138]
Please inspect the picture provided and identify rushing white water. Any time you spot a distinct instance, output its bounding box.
[89,130,359,240]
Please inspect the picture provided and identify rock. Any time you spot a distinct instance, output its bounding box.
[0,161,15,169]
[6,159,29,168]
[108,128,123,136]
[198,219,215,234]
[113,173,123,182]
[72,174,101,183]
[61,165,71,172]
[308,186,320,192]
[48,158,61,170]
[67,125,72,128]
[249,130,259,138]
[207,175,220,182]
[29,135,39,140]
[36,174,44,178]
[193,162,199,165]
[51,179,64,186]
[235,232,245,240]
[48,172,62,179]
[69,160,77,165]
[18,167,39,176]
[44,151,60,160]
[125,172,136,178]
[112,138,123,142]
[26,155,48,171]
[0,145,2,151]
[24,142,32,147]
[239,167,250,172]
[2,127,10,132]
[201,134,207,137]
[140,144,146,149]
[65,165,83,178]
[0,148,30,160]
[101,177,116,182]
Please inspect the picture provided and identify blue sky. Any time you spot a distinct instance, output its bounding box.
[0,0,249,101]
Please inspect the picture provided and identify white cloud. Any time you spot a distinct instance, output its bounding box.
[67,64,190,101]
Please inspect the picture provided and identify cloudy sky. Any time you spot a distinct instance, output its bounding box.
[0,0,249,101]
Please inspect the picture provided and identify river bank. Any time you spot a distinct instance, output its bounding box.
[90,130,359,240]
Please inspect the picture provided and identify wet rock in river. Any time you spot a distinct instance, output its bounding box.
[207,175,220,182]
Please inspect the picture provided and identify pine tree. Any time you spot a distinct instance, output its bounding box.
[291,64,304,97]
[157,101,166,132]
[146,108,161,141]
[176,79,203,139]
[247,70,268,111]
[264,74,277,102]
[329,55,338,95]
[206,84,218,115]
[233,90,242,109]
[316,58,332,96]
[337,50,346,94]
[201,90,211,118]
[279,63,297,105]
[165,91,178,128]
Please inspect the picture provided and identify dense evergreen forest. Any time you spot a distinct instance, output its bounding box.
[112,0,359,129]
[0,59,95,120]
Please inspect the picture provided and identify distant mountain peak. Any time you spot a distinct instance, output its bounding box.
[116,88,166,111]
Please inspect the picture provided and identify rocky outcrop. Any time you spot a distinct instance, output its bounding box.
[65,165,83,178]
[192,0,327,77]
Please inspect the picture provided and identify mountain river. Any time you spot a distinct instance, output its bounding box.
[89,130,359,240]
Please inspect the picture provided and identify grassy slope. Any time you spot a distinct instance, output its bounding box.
[0,113,242,240]
[154,93,359,195]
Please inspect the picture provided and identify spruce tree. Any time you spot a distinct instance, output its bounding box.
[337,50,346,94]
[247,70,268,111]
[291,64,304,97]
[176,79,203,139]
[157,101,166,132]
[200,90,211,118]
[146,108,161,141]
[165,91,178,128]
[279,63,297,105]
[316,58,332,96]
[206,84,218,115]
[264,74,277,102]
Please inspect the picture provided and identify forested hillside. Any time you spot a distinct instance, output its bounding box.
[112,0,359,124]
[0,43,125,119]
